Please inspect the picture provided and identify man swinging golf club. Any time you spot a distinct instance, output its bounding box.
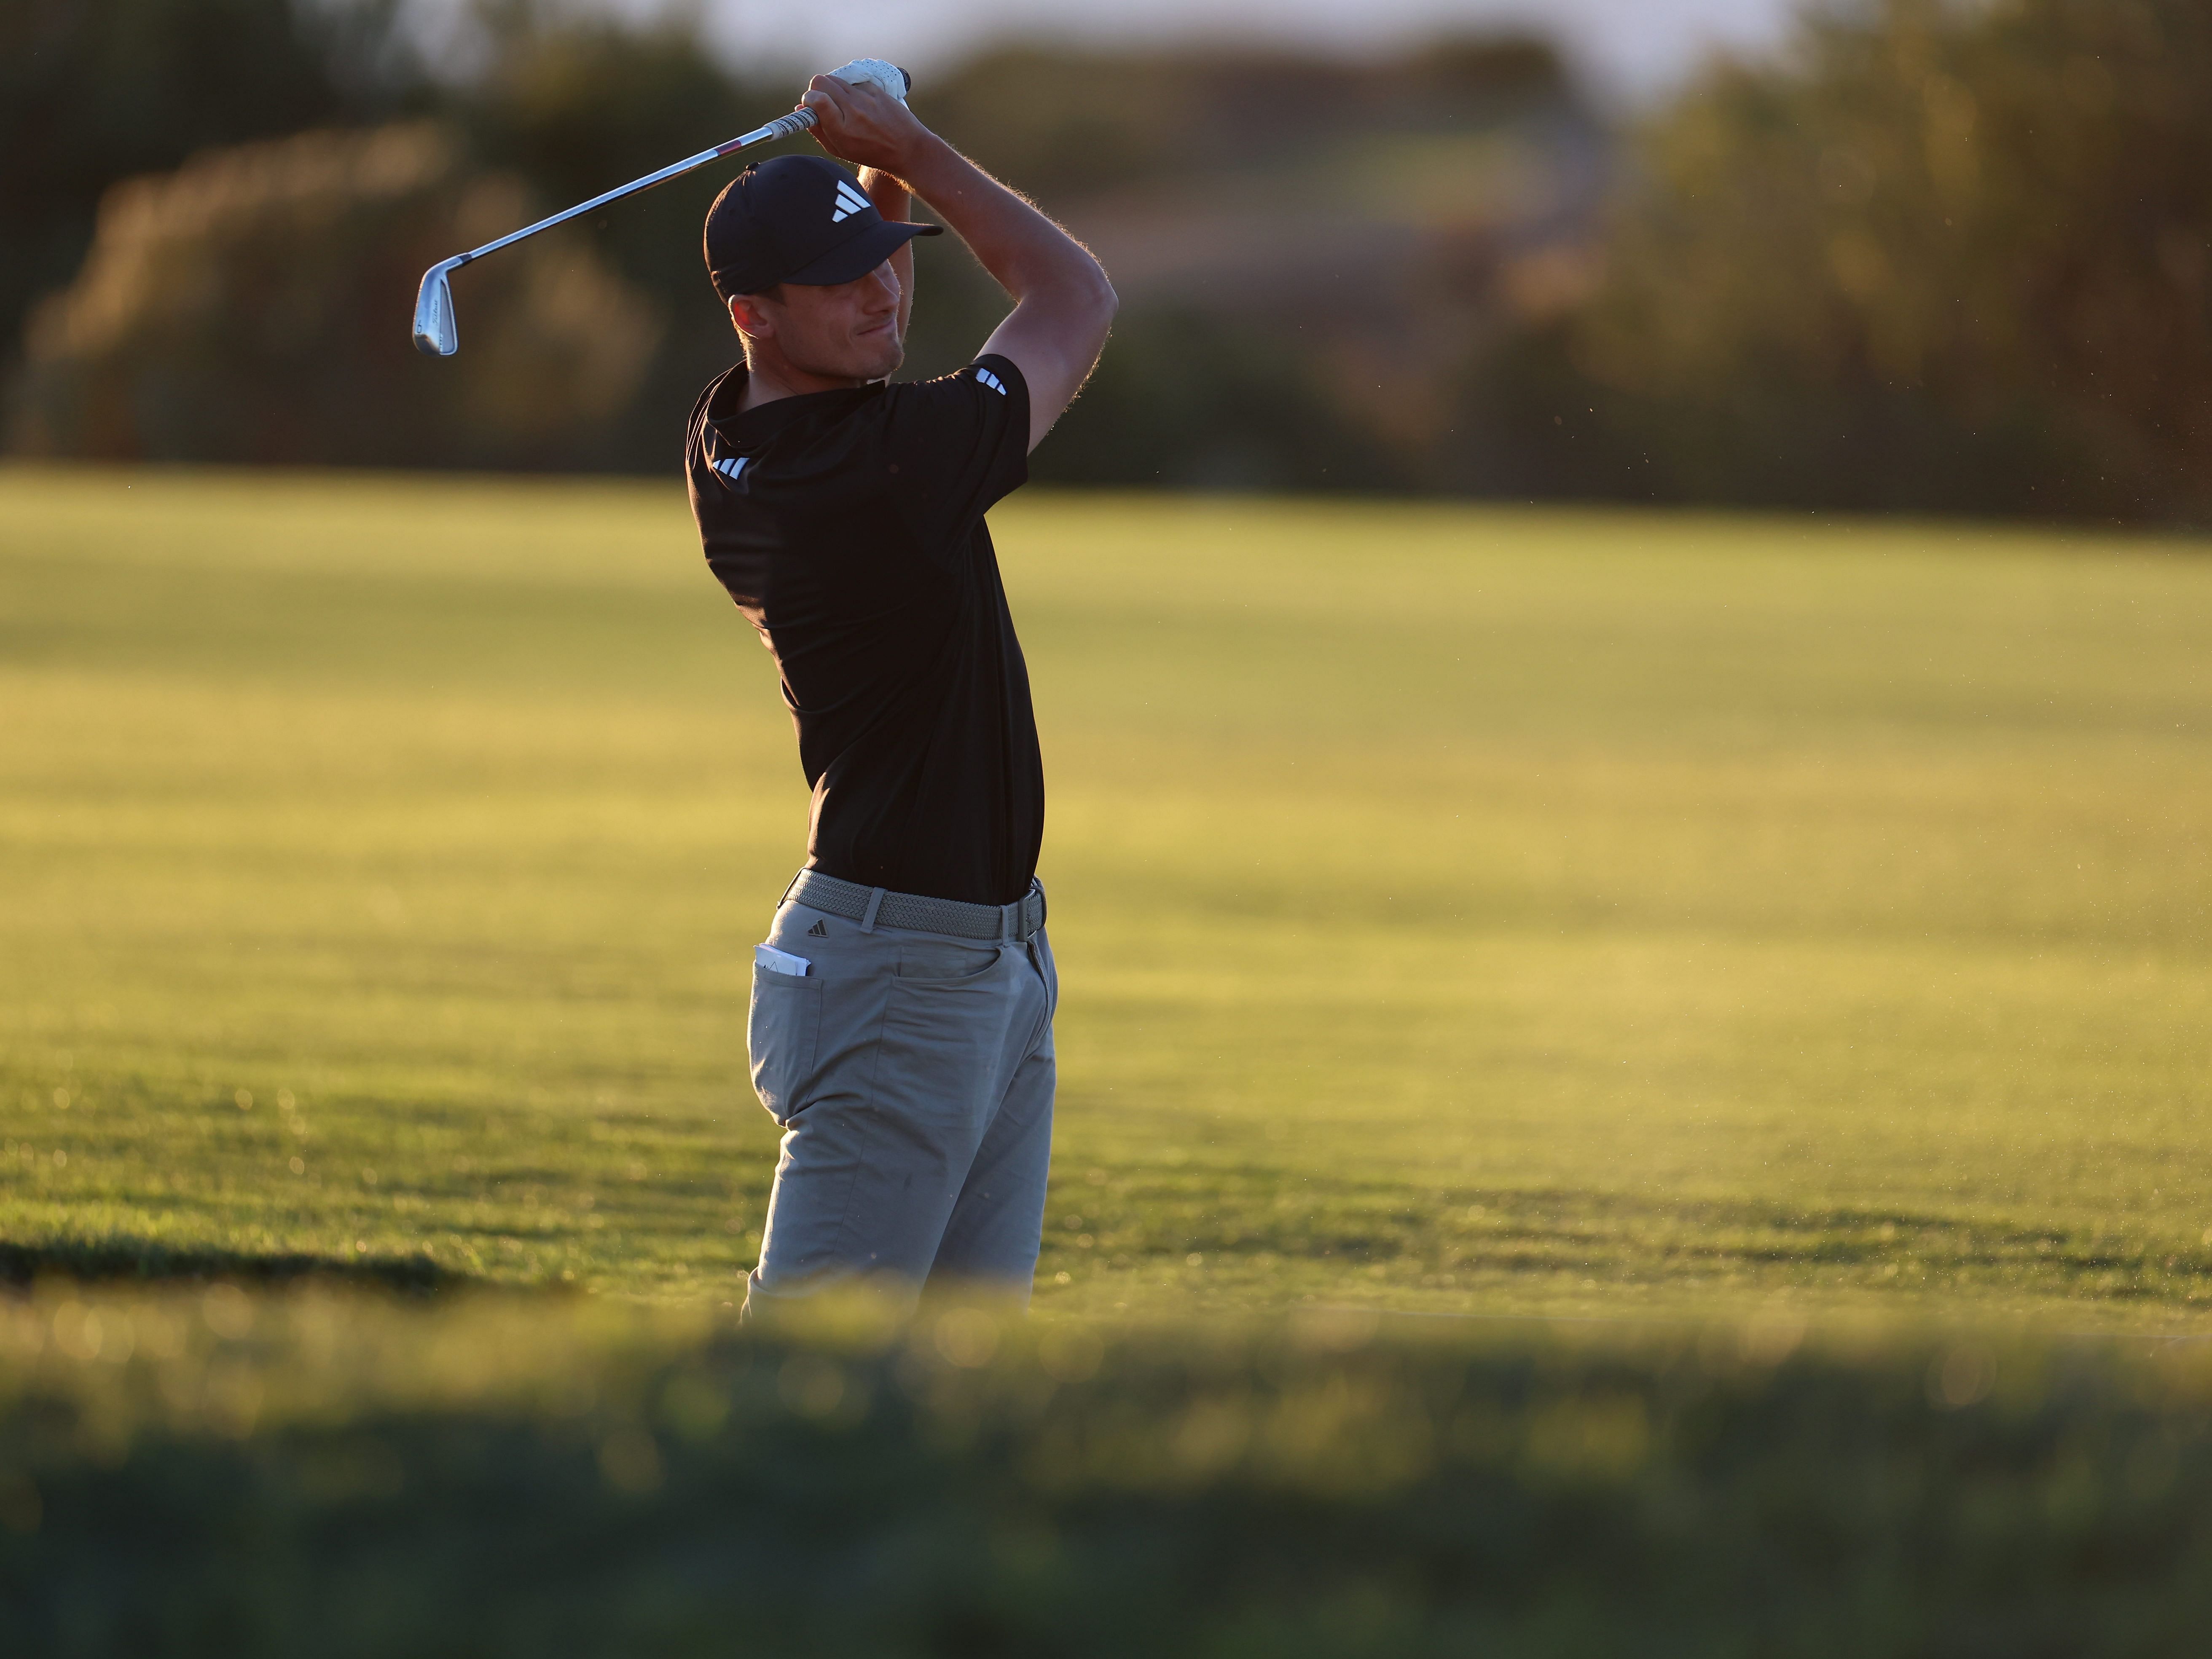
[685,72,1116,1314]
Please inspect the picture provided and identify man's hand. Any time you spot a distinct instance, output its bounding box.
[800,75,926,177]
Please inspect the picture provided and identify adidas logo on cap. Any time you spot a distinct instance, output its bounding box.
[705,156,941,298]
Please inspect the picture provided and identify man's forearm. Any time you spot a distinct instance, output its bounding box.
[890,135,1111,308]
[857,166,906,213]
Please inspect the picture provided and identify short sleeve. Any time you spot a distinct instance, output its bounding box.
[876,355,1030,553]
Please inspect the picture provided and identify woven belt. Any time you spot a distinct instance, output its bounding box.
[783,869,1047,942]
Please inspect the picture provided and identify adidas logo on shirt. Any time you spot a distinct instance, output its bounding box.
[975,367,1007,396]
[830,180,871,223]
[715,456,748,484]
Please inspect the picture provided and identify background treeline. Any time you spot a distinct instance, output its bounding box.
[5,0,2206,519]
[1476,0,2212,521]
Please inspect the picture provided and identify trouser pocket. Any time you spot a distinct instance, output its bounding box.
[872,953,1017,1128]
[1026,926,1058,1021]
[748,962,823,1124]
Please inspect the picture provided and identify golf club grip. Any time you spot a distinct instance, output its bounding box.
[719,109,816,156]
[717,62,912,155]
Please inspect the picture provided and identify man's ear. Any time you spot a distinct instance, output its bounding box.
[728,293,773,342]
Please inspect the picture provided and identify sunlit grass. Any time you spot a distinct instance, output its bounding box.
[3,466,2210,1324]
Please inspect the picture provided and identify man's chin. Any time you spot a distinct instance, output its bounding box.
[788,339,904,386]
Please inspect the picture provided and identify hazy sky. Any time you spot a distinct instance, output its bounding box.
[480,0,1807,104]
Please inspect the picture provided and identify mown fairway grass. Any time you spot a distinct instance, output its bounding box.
[3,466,2211,1324]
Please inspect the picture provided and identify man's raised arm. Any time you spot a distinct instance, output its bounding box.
[802,76,1118,451]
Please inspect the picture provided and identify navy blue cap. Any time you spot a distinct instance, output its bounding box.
[704,154,940,299]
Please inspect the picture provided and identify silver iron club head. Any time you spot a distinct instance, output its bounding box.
[413,262,459,357]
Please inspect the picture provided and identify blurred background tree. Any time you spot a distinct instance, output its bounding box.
[3,0,2204,520]
[0,0,419,386]
[9,123,657,468]
[1466,0,2212,520]
[918,41,1594,491]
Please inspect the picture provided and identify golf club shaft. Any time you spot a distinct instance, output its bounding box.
[416,60,907,355]
[443,110,818,277]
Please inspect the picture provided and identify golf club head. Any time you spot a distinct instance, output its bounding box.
[413,261,459,357]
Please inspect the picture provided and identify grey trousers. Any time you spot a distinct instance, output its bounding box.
[742,892,1057,1313]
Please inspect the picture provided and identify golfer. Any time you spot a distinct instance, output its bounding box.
[684,75,1115,1313]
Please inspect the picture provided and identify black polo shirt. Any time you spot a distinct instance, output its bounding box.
[684,354,1042,907]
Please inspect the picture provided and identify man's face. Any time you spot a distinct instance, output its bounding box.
[735,263,904,383]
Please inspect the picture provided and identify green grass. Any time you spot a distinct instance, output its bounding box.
[8,468,2212,1648]
[8,1287,2212,1655]
[3,466,2212,1324]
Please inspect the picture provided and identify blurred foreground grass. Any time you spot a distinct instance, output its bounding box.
[2,467,2211,1322]
[5,1287,2212,1655]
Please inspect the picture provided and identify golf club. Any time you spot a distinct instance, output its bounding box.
[412,58,911,357]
